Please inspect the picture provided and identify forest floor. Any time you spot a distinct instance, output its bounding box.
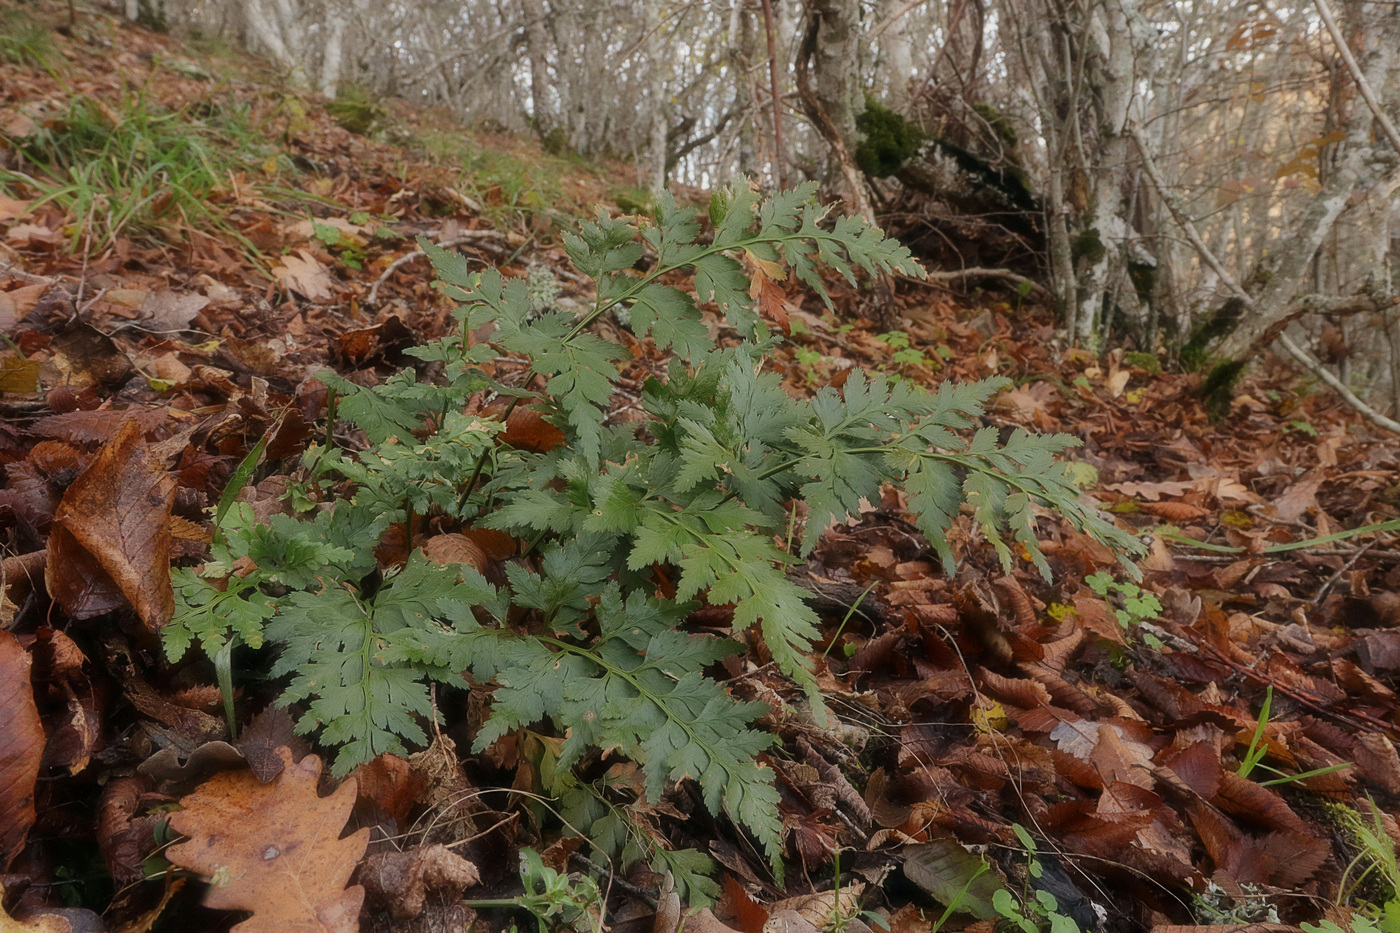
[4,5,1400,933]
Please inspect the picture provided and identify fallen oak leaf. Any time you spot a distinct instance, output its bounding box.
[167,748,369,933]
[273,249,335,301]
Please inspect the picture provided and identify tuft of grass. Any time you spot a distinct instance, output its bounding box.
[410,129,583,228]
[0,8,58,71]
[0,90,291,256]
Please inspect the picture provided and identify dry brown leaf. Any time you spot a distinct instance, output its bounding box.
[0,881,73,933]
[1137,500,1211,522]
[356,844,479,920]
[273,250,334,301]
[167,748,369,933]
[1272,468,1324,523]
[421,533,488,573]
[46,419,176,629]
[501,405,565,453]
[0,632,43,870]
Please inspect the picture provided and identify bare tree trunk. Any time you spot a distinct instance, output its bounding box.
[1211,0,1400,362]
[729,0,760,178]
[796,0,875,223]
[520,0,554,136]
[1070,0,1151,347]
[874,0,914,111]
[645,0,668,192]
[318,0,369,98]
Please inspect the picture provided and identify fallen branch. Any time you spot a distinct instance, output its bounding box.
[1277,331,1400,435]
[905,267,1050,300]
[0,258,55,286]
[367,231,509,306]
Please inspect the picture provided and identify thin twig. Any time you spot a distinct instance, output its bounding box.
[901,267,1050,300]
[1312,0,1400,156]
[1310,541,1376,607]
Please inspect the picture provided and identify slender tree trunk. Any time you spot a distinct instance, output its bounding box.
[521,0,553,136]
[1212,0,1400,362]
[875,0,914,111]
[796,0,875,223]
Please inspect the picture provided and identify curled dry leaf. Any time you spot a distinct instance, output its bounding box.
[0,881,75,933]
[0,632,43,870]
[356,844,479,920]
[167,748,369,933]
[45,419,176,630]
[421,533,488,573]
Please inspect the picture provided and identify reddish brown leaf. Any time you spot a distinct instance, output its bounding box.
[501,405,565,453]
[1160,740,1223,800]
[45,418,176,629]
[237,707,311,783]
[0,632,43,871]
[167,748,369,933]
[1212,772,1308,834]
[1351,732,1400,795]
[1136,500,1211,522]
[97,775,159,888]
[721,874,769,933]
[352,754,424,830]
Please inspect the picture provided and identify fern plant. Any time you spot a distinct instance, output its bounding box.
[166,178,1140,889]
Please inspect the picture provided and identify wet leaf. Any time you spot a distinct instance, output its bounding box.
[901,836,1001,920]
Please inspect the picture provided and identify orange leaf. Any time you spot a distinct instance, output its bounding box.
[0,632,43,870]
[502,405,565,453]
[45,418,176,630]
[421,533,489,573]
[168,748,369,933]
[1137,501,1210,523]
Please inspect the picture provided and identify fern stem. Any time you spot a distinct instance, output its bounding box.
[459,396,518,514]
[563,231,874,341]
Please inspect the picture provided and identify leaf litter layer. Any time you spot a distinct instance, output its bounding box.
[2,4,1400,933]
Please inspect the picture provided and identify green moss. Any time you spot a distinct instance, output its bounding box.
[971,102,1018,151]
[611,185,655,216]
[1071,227,1105,266]
[325,85,383,136]
[541,126,571,156]
[1123,351,1161,375]
[855,97,924,178]
[1201,359,1246,421]
[1179,297,1244,373]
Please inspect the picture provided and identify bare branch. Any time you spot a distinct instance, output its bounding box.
[1313,0,1400,156]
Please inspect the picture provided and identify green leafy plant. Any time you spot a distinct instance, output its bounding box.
[1085,571,1163,647]
[166,178,1141,882]
[1236,687,1352,787]
[466,848,605,933]
[992,825,1082,933]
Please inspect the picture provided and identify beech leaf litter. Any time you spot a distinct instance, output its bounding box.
[3,8,1400,933]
